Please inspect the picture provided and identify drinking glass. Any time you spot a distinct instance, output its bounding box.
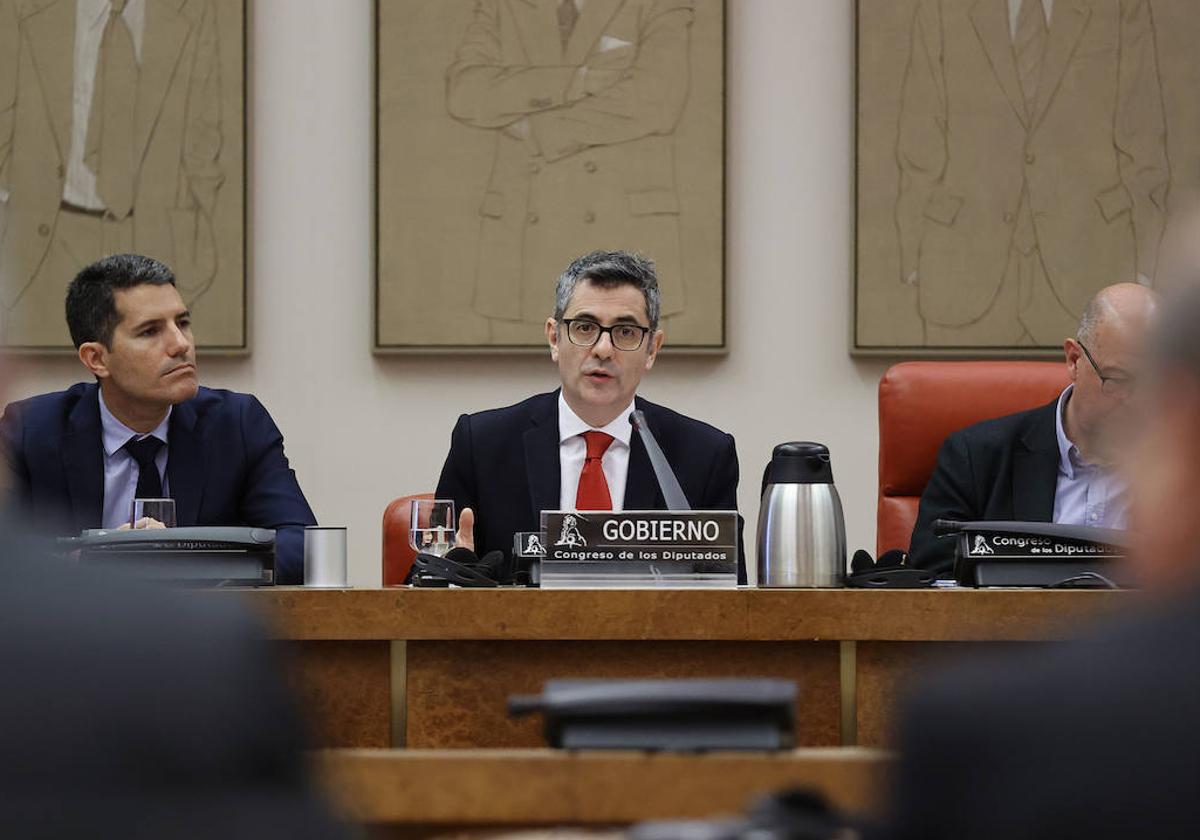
[131,498,176,529]
[409,499,457,557]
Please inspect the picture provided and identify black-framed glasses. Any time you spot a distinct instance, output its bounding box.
[1078,341,1137,398]
[561,318,651,351]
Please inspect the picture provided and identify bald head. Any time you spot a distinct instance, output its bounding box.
[1061,283,1159,466]
[1076,283,1159,352]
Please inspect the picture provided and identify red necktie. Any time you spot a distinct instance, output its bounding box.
[575,431,614,510]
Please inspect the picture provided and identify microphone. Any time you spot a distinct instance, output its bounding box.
[932,519,965,537]
[629,410,691,511]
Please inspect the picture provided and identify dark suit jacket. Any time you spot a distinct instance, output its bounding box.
[0,530,346,838]
[0,383,316,584]
[435,391,746,582]
[883,586,1200,840]
[908,400,1059,574]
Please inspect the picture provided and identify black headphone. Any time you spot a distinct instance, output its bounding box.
[411,546,534,587]
[845,548,936,588]
[411,547,501,587]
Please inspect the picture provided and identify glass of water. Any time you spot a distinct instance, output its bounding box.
[409,499,457,557]
[131,498,176,529]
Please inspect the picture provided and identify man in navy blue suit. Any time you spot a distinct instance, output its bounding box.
[0,254,316,583]
[436,250,745,581]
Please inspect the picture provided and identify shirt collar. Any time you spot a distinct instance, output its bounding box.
[1055,384,1091,480]
[558,392,634,448]
[98,388,171,458]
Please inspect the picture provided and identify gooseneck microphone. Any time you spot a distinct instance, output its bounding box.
[629,410,691,511]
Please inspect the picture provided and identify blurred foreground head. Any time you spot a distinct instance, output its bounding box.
[1130,280,1200,591]
[1130,197,1200,588]
[0,549,347,838]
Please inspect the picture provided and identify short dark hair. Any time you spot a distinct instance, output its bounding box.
[65,254,177,348]
[554,250,661,329]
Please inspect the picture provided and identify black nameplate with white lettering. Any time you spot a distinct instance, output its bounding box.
[538,511,739,588]
[960,530,1124,559]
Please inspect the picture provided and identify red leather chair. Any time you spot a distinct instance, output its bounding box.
[877,361,1070,556]
[382,492,434,586]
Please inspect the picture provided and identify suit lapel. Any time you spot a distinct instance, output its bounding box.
[623,397,662,511]
[1012,401,1060,522]
[166,398,204,526]
[969,0,1030,130]
[21,0,76,163]
[134,0,192,163]
[523,393,561,520]
[509,0,562,65]
[1029,0,1090,132]
[563,0,623,66]
[61,385,104,532]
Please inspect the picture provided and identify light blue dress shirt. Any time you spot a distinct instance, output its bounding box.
[1052,385,1127,529]
[98,389,171,530]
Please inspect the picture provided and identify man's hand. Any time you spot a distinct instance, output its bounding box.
[119,517,167,531]
[456,507,476,553]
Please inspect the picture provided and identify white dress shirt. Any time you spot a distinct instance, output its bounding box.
[64,0,146,211]
[99,388,170,530]
[1007,0,1053,39]
[558,392,634,511]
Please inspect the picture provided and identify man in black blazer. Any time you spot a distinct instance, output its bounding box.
[436,251,744,580]
[881,281,1200,840]
[909,283,1158,574]
[0,254,316,583]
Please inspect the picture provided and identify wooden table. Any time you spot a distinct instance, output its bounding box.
[313,747,893,836]
[242,588,1127,751]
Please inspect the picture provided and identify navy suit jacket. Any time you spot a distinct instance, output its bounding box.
[0,383,316,584]
[435,391,746,582]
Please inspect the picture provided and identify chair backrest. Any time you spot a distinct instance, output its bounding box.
[877,361,1070,556]
[382,492,434,586]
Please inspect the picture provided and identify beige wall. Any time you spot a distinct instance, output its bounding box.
[6,0,891,587]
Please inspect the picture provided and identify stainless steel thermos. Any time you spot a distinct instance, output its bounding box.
[756,442,847,588]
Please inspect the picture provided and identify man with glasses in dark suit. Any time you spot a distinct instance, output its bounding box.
[909,282,1159,573]
[434,250,745,581]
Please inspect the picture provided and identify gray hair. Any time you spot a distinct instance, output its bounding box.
[553,250,661,329]
[1076,295,1111,346]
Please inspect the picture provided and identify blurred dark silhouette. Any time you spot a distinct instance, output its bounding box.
[0,534,349,838]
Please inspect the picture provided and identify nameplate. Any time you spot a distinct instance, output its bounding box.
[533,511,737,589]
[961,530,1124,559]
[540,511,737,564]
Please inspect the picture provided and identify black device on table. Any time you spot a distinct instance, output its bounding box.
[61,526,276,587]
[935,519,1131,588]
[509,678,797,751]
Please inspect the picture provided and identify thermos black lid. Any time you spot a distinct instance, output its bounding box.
[761,442,834,490]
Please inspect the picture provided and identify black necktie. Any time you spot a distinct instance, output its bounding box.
[123,436,165,499]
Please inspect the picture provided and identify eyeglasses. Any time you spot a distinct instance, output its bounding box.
[561,318,651,352]
[1077,341,1137,398]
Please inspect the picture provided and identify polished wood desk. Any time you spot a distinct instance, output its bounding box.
[314,747,893,835]
[242,588,1127,751]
